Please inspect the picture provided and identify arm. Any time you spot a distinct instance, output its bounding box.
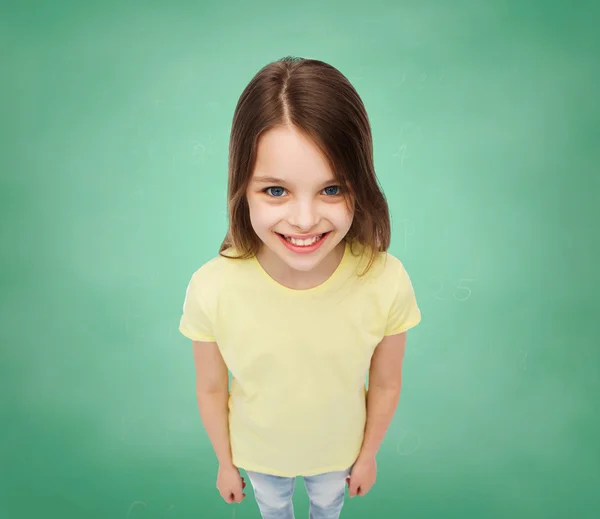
[192,340,234,467]
[358,331,406,460]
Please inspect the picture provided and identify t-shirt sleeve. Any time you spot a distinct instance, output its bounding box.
[384,260,422,336]
[179,271,216,342]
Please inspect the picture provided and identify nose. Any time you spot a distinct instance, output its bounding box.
[287,198,319,231]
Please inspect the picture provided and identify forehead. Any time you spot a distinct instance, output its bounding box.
[252,126,333,184]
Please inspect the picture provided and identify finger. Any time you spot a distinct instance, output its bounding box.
[349,482,358,498]
[224,493,234,504]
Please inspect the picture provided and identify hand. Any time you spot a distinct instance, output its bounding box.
[216,463,246,504]
[346,455,377,498]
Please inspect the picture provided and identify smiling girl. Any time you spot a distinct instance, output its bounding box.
[179,56,421,519]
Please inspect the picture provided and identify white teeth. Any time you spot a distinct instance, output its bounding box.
[284,234,323,246]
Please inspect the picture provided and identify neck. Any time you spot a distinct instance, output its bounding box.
[257,240,346,290]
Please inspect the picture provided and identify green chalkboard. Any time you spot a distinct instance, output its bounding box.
[3,0,599,518]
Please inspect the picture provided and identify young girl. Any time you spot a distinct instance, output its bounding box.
[179,56,421,519]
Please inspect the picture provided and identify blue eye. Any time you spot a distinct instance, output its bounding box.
[265,186,286,197]
[323,186,340,196]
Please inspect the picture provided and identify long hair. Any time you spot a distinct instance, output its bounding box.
[219,56,391,276]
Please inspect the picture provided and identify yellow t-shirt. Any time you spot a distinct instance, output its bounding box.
[179,240,421,477]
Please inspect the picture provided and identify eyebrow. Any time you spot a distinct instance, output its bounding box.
[252,175,338,186]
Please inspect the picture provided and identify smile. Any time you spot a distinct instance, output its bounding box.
[275,232,331,253]
[283,234,323,246]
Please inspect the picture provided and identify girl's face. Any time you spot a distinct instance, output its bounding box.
[246,125,354,281]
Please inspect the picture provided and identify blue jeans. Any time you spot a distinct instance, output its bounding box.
[246,466,352,519]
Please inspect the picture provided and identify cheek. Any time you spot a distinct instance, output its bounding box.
[246,197,263,231]
[247,200,281,229]
[332,205,354,230]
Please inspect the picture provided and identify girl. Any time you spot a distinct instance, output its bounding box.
[179,56,421,519]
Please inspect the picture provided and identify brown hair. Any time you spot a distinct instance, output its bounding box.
[219,56,391,276]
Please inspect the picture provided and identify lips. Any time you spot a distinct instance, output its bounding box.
[276,232,330,244]
[275,231,332,253]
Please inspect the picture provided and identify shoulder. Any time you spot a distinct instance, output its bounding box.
[380,251,409,276]
[187,246,249,291]
[380,251,415,286]
[190,253,226,280]
[350,247,416,298]
[354,245,407,281]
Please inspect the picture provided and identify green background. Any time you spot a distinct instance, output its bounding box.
[3,0,599,518]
